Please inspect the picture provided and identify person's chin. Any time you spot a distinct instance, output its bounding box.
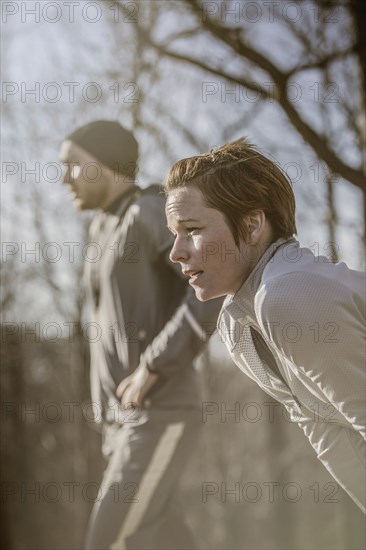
[194,283,228,301]
[69,194,82,210]
[194,286,215,302]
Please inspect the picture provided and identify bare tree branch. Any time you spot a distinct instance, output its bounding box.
[174,0,365,190]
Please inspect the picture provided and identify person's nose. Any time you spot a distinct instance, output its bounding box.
[169,235,189,264]
[62,165,71,185]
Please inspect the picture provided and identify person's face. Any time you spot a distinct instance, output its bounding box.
[59,140,108,210]
[166,187,252,301]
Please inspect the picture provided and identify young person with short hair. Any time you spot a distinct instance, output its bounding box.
[165,138,366,514]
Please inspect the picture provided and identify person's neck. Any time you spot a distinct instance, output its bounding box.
[101,181,136,211]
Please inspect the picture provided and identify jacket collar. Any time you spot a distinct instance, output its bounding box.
[223,237,297,322]
[104,184,141,216]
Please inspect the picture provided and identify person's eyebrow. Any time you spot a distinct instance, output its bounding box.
[166,218,200,230]
[175,218,200,224]
[166,218,201,232]
[61,158,79,163]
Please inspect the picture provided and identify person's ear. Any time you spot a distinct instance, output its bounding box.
[247,211,266,243]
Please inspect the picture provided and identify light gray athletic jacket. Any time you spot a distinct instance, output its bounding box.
[84,185,222,425]
[218,238,365,513]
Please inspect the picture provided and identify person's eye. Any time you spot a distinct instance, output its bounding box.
[186,227,201,235]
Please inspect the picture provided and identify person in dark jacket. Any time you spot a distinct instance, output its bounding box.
[59,120,222,549]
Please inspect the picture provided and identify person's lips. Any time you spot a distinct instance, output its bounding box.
[183,269,204,284]
[66,186,77,199]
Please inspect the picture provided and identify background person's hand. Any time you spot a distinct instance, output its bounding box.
[116,364,160,409]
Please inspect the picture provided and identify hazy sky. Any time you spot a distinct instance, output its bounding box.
[2,0,364,323]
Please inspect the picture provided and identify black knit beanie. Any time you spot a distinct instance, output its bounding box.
[66,120,138,176]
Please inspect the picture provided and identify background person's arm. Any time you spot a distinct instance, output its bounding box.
[117,190,223,406]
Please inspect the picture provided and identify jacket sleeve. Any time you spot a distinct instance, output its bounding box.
[258,271,366,513]
[137,192,224,377]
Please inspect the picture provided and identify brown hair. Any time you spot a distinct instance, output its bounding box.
[164,138,297,246]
